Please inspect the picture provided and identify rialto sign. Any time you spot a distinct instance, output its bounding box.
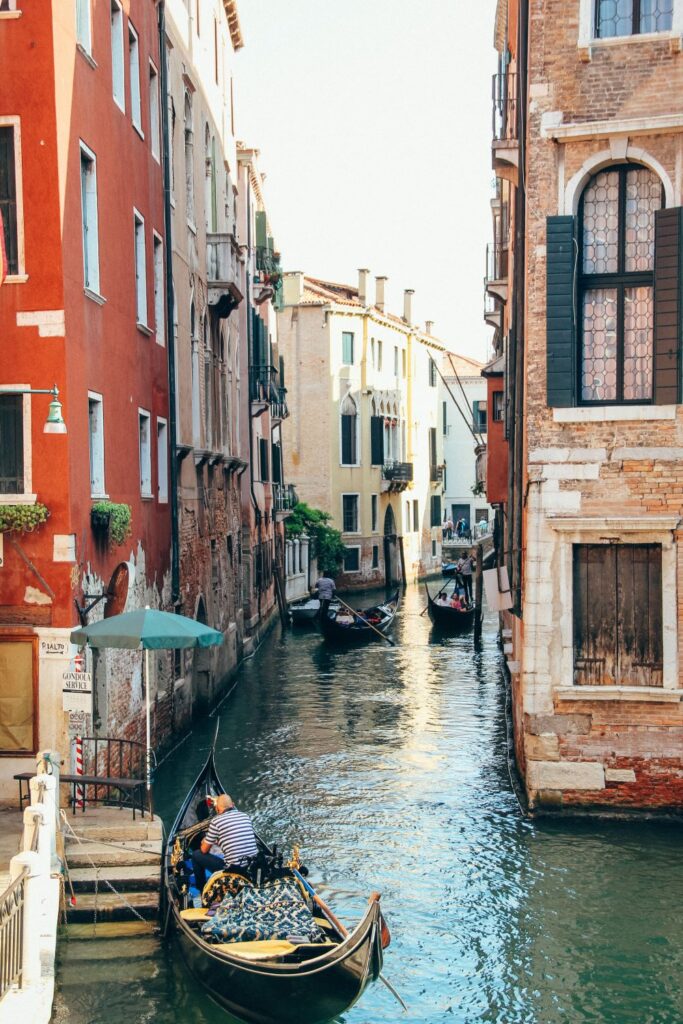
[62,670,93,713]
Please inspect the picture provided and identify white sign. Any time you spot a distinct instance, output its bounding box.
[68,710,89,734]
[483,566,514,612]
[40,638,70,659]
[62,670,92,713]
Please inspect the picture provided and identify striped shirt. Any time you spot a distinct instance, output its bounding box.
[205,808,258,864]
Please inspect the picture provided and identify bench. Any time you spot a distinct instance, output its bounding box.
[14,771,147,819]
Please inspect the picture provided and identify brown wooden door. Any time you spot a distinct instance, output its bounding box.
[573,544,663,686]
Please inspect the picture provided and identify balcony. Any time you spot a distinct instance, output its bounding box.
[484,289,502,330]
[492,70,519,183]
[254,246,283,309]
[273,482,298,517]
[206,233,243,317]
[485,242,509,303]
[250,365,290,420]
[381,461,413,493]
[430,464,445,483]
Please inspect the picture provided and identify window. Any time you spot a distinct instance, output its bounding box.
[184,92,194,226]
[0,393,24,494]
[111,2,125,111]
[404,502,411,533]
[473,400,487,432]
[595,0,673,37]
[372,545,379,569]
[138,410,151,495]
[370,338,375,368]
[88,393,105,496]
[580,165,662,404]
[0,639,36,753]
[80,142,100,294]
[370,415,384,466]
[128,23,142,133]
[343,547,360,572]
[493,391,504,421]
[429,427,437,471]
[431,539,437,557]
[371,494,378,532]
[76,0,92,54]
[149,63,160,160]
[377,339,383,371]
[442,400,448,434]
[402,350,406,377]
[259,436,269,481]
[157,417,168,502]
[133,209,147,326]
[393,346,399,376]
[428,357,437,387]
[0,124,19,276]
[153,232,164,344]
[0,1,19,11]
[342,331,354,365]
[573,543,662,685]
[342,494,359,533]
[430,495,442,527]
[340,394,358,465]
[413,499,419,533]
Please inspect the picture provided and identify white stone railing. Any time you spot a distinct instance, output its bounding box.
[285,535,315,602]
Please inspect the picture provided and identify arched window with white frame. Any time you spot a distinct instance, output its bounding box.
[340,393,358,466]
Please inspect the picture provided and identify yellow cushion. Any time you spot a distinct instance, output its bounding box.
[180,908,209,921]
[214,939,297,960]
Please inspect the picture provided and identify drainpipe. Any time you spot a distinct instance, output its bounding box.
[158,1,180,606]
[245,186,263,620]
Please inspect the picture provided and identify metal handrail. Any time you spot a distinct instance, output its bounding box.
[492,70,518,142]
[0,868,28,1002]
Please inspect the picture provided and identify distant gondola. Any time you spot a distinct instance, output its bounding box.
[163,744,386,1024]
[441,562,458,577]
[425,584,475,629]
[319,591,400,643]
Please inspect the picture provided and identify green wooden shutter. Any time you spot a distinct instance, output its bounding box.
[653,206,682,405]
[255,210,267,250]
[370,416,384,465]
[546,215,576,407]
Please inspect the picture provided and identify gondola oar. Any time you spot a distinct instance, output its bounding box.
[335,596,396,647]
[421,579,452,616]
[292,868,408,1013]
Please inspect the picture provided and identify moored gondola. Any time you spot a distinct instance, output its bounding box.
[163,742,386,1024]
[425,583,475,629]
[319,591,400,643]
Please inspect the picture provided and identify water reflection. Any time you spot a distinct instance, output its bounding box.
[54,584,683,1024]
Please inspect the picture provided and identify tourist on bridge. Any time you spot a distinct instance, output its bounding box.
[191,794,258,890]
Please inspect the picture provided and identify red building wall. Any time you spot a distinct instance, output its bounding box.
[485,373,508,505]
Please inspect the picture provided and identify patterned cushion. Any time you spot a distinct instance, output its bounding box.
[201,877,325,944]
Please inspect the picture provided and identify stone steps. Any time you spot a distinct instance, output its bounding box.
[64,839,162,868]
[68,864,161,892]
[67,890,159,923]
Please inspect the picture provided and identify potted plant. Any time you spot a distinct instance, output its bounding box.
[0,503,50,534]
[91,501,132,548]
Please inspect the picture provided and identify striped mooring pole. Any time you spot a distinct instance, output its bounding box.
[75,734,84,810]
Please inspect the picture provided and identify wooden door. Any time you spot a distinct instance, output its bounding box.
[573,544,662,686]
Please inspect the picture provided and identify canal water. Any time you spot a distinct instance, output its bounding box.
[54,584,683,1024]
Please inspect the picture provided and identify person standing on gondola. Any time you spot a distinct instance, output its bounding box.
[457,552,475,605]
[191,794,258,890]
[315,573,337,620]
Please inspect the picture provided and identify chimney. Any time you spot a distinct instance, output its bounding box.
[425,320,434,335]
[282,271,304,306]
[358,268,370,305]
[375,276,388,313]
[403,289,414,324]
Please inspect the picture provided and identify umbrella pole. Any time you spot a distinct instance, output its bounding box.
[144,647,153,816]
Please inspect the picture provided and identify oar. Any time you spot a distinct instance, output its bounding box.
[292,869,407,1013]
[335,596,396,647]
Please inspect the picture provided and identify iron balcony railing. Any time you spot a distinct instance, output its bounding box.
[273,483,298,514]
[255,246,281,280]
[430,464,444,482]
[486,242,509,284]
[0,868,27,1003]
[271,386,289,421]
[250,364,279,404]
[492,70,518,143]
[382,461,414,482]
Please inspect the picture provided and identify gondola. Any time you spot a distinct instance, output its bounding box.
[289,597,340,625]
[163,742,386,1024]
[425,583,475,629]
[441,561,458,577]
[319,590,400,643]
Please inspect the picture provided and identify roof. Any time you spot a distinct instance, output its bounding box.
[442,352,485,376]
[481,352,505,377]
[222,1,244,51]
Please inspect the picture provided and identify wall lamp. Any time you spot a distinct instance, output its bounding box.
[3,385,67,434]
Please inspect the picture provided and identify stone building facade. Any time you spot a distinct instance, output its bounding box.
[491,0,683,812]
[278,271,445,588]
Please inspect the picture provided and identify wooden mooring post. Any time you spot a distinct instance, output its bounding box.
[474,543,483,640]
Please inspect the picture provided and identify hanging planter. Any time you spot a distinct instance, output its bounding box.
[0,503,50,534]
[91,501,132,548]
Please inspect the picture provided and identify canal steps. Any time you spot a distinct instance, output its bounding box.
[61,807,163,924]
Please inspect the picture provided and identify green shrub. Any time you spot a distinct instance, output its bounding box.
[0,503,50,534]
[91,501,132,548]
[286,502,347,575]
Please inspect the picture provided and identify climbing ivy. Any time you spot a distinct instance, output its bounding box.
[0,503,50,534]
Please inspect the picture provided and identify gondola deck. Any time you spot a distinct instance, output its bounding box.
[163,744,385,1024]
[319,590,400,643]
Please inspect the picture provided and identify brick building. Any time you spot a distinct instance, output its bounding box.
[490,0,683,812]
[0,1,169,800]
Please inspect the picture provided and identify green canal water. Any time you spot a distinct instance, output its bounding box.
[54,585,683,1024]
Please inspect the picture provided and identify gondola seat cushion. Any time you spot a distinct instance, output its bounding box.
[201,877,325,944]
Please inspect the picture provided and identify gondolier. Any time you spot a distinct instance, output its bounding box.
[457,552,475,604]
[315,573,337,620]
[192,794,258,889]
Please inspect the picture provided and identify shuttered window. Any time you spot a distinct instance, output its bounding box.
[259,437,269,481]
[340,400,357,465]
[653,206,682,403]
[0,394,23,494]
[430,495,441,527]
[573,544,662,687]
[271,441,282,484]
[0,126,18,276]
[370,415,384,465]
[342,494,359,533]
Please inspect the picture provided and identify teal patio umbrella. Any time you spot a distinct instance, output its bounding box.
[71,608,223,802]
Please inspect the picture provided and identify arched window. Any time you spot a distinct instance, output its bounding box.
[580,164,662,403]
[340,394,358,465]
[184,92,194,225]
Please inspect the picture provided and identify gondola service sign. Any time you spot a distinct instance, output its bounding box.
[62,669,93,713]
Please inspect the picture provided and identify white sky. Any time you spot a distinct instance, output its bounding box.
[234,0,498,362]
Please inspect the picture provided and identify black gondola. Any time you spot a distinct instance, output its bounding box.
[425,583,475,629]
[319,591,399,643]
[163,744,385,1024]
